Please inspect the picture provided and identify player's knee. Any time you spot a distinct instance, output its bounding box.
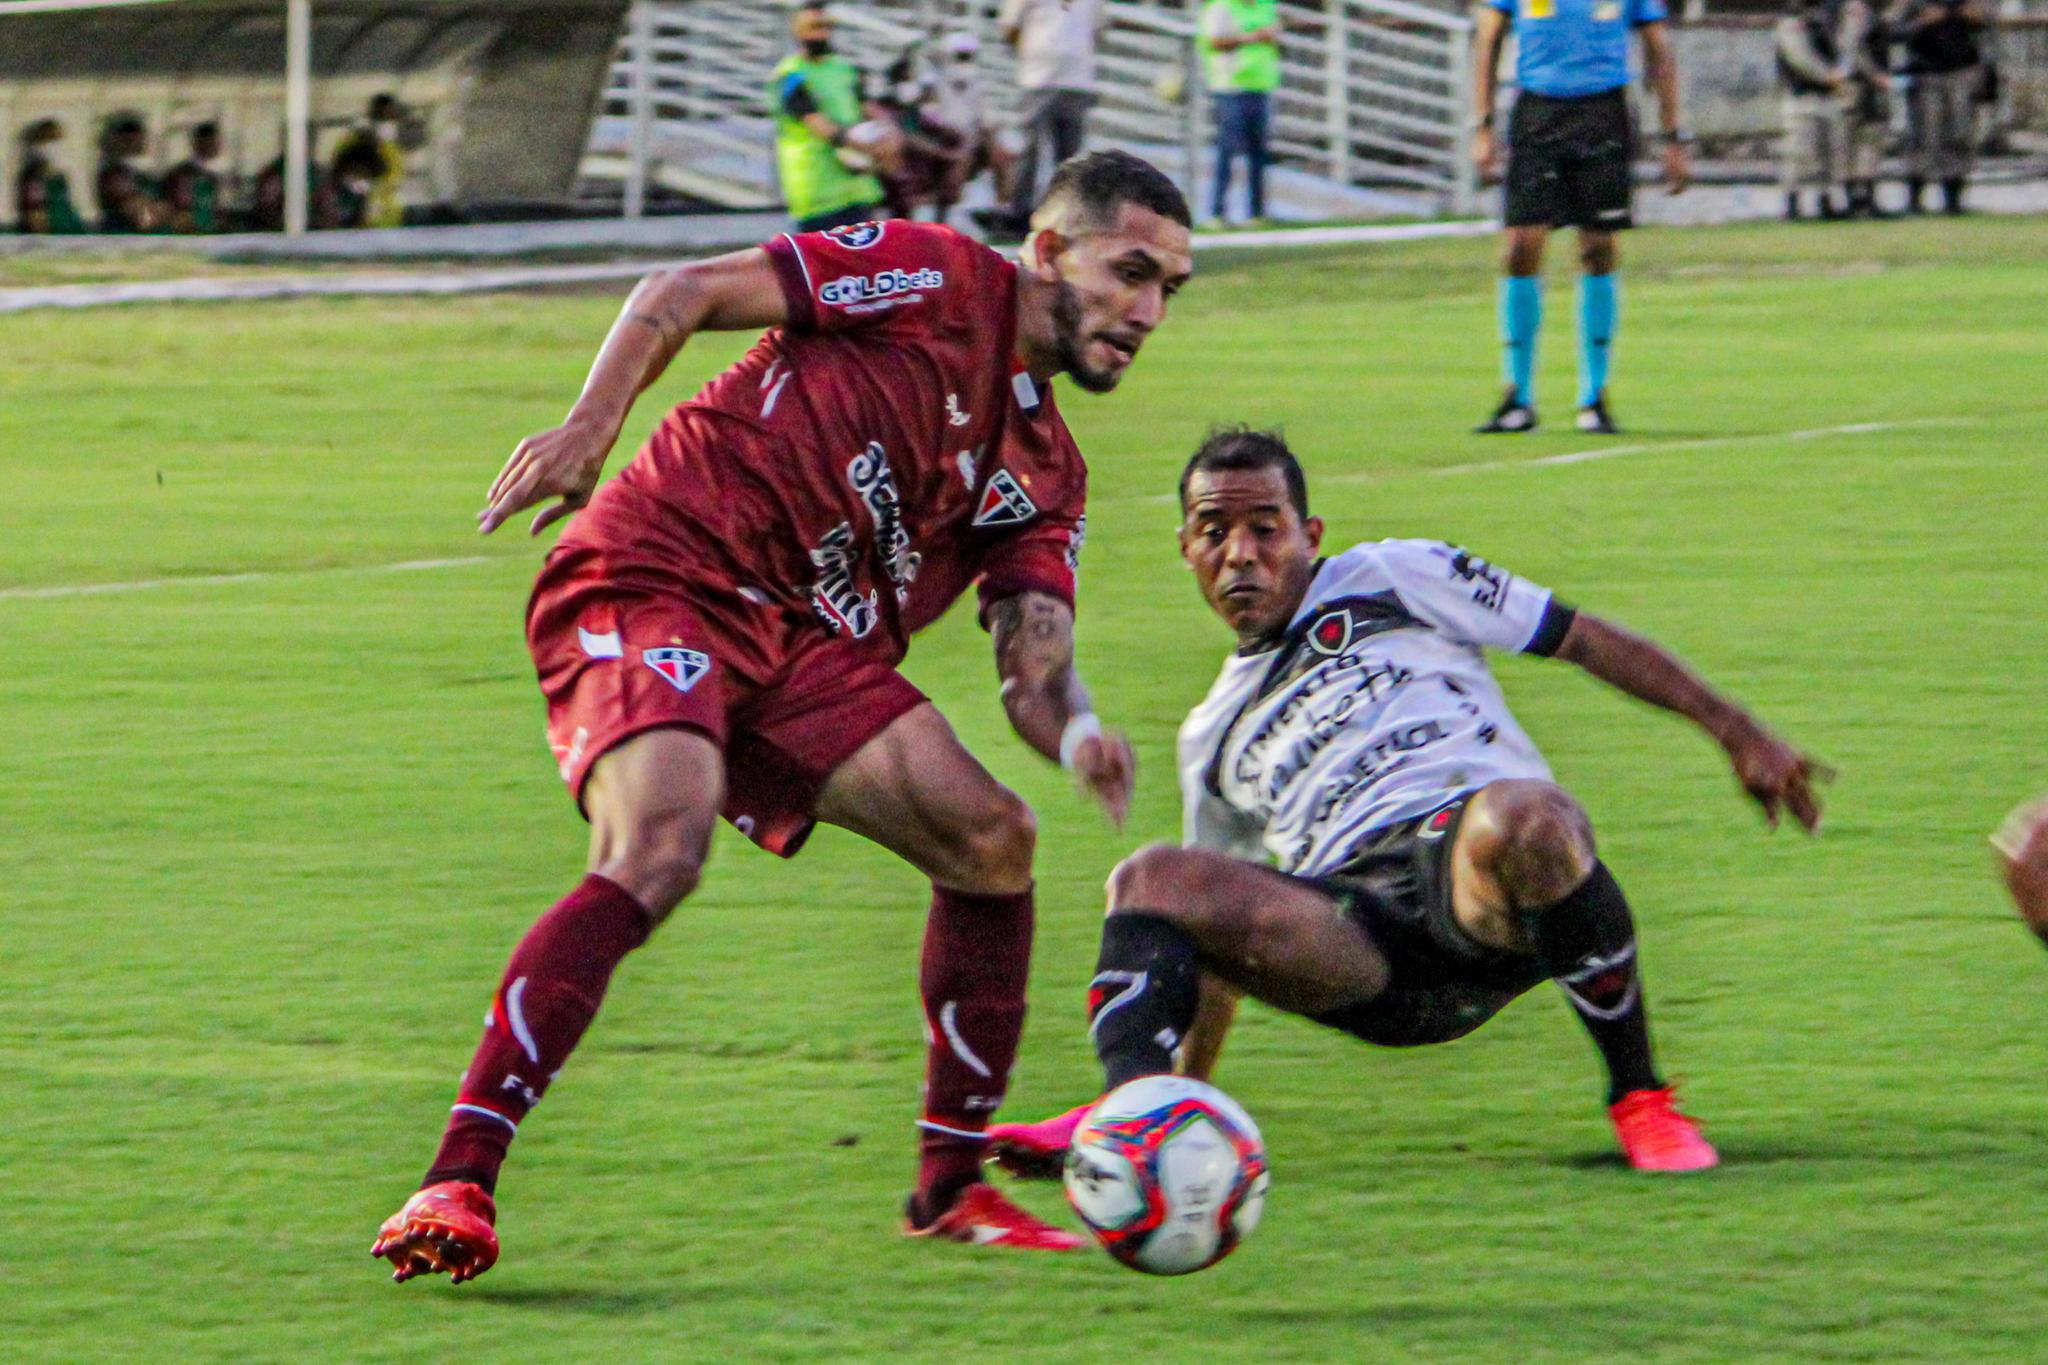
[1503,233,1544,276]
[1470,782,1596,907]
[1107,843,1196,913]
[943,788,1037,892]
[596,806,713,923]
[1580,235,1617,275]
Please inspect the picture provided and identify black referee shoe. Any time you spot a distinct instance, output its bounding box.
[1576,392,1620,435]
[1476,388,1538,434]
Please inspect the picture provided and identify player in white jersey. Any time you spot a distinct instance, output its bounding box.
[993,428,1828,1173]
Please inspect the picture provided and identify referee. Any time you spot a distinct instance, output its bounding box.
[1471,0,1690,435]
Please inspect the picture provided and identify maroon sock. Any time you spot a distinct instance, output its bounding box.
[424,874,651,1194]
[913,884,1034,1219]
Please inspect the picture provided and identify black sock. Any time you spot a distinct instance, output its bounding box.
[1942,178,1965,213]
[1907,177,1925,210]
[1088,913,1201,1090]
[1525,862,1662,1104]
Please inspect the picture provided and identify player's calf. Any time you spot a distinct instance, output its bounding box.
[1458,781,1664,1105]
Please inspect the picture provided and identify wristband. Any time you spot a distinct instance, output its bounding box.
[1059,713,1103,771]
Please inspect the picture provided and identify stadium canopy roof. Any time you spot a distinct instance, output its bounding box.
[4,0,316,234]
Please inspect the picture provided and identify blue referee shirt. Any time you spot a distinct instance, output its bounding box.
[1488,0,1668,99]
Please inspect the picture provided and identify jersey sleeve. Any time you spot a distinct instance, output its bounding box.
[763,219,966,336]
[1628,0,1670,26]
[1379,539,1577,655]
[976,505,1084,620]
[1487,0,1515,16]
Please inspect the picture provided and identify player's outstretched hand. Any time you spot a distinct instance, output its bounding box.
[479,416,616,536]
[1726,724,1832,833]
[1072,728,1136,830]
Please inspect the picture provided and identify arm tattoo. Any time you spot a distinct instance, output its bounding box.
[625,310,682,349]
[991,593,1073,681]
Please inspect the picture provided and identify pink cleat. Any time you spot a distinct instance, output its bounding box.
[986,1101,1094,1181]
[904,1183,1086,1251]
[1609,1086,1719,1173]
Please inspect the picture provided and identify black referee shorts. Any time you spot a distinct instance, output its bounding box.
[1504,87,1637,231]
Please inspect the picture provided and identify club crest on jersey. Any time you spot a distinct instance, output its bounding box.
[822,221,884,249]
[642,646,710,693]
[1306,608,1354,656]
[972,469,1038,528]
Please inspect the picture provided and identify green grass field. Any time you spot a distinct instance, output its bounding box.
[4,217,2047,1363]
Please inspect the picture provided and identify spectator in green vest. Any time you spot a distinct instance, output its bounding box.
[1200,0,1285,225]
[771,5,894,232]
[14,119,85,234]
[164,122,226,233]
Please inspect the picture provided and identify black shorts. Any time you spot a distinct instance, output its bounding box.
[1504,88,1636,231]
[1303,796,1548,1048]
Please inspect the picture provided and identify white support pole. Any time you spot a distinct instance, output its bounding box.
[624,0,652,219]
[284,0,311,236]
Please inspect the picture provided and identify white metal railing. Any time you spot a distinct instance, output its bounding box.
[585,0,1474,217]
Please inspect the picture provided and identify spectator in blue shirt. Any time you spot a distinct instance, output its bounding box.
[1471,0,1689,435]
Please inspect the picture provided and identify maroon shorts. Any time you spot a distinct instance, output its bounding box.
[526,547,926,858]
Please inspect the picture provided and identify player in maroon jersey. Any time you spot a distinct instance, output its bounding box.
[371,151,1194,1282]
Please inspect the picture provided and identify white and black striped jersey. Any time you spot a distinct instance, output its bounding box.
[1176,539,1576,878]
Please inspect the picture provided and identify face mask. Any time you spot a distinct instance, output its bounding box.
[375,120,400,142]
[802,38,831,58]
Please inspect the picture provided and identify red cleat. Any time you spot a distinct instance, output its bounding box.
[905,1182,1086,1251]
[371,1181,501,1284]
[1609,1086,1719,1173]
[986,1101,1093,1181]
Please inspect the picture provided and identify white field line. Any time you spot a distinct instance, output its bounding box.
[0,415,1977,604]
[0,220,1498,315]
[1394,415,1969,482]
[1120,415,1973,506]
[0,262,660,315]
[0,554,504,603]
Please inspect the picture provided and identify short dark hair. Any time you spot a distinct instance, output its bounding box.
[1039,149,1192,231]
[1179,426,1310,518]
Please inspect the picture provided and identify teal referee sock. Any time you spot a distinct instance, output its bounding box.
[1500,275,1542,406]
[1577,273,1618,408]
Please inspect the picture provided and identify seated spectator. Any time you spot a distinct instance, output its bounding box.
[253,144,341,232]
[97,112,167,232]
[327,136,390,229]
[14,118,85,234]
[164,122,227,233]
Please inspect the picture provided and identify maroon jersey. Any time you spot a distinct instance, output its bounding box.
[562,220,1086,674]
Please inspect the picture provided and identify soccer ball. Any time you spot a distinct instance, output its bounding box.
[1062,1075,1269,1275]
